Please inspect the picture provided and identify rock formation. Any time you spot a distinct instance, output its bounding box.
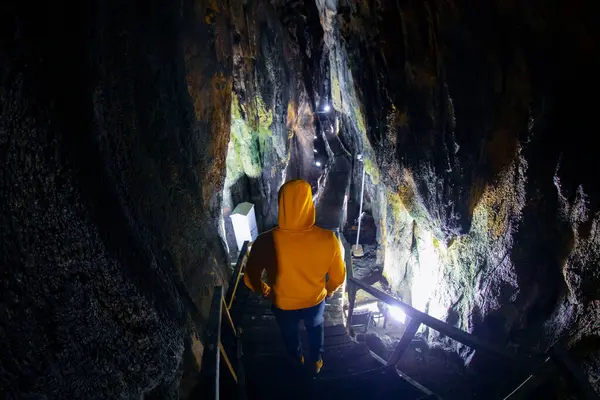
[319,0,600,395]
[2,0,599,398]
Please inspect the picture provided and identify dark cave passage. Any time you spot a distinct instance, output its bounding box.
[2,0,600,399]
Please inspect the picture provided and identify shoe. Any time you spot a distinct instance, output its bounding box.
[313,358,323,375]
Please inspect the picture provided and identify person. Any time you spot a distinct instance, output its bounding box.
[244,179,346,375]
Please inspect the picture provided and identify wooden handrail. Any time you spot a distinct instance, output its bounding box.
[194,240,250,400]
[348,277,514,361]
[192,285,246,399]
[226,241,250,310]
[219,340,238,383]
[348,277,599,399]
[222,297,237,337]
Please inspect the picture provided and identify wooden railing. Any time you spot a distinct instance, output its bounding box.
[192,234,597,399]
[193,242,250,400]
[346,277,599,399]
[347,278,513,361]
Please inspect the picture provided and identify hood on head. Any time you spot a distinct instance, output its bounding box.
[278,179,315,230]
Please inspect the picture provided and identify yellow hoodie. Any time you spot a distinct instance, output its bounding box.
[244,179,346,310]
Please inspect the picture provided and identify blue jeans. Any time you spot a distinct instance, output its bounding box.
[272,300,325,363]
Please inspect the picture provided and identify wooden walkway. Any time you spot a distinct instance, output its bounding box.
[196,241,599,400]
[314,111,352,231]
[229,282,428,400]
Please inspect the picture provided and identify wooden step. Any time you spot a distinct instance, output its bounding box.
[243,353,424,400]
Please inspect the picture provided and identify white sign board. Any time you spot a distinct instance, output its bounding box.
[230,202,258,251]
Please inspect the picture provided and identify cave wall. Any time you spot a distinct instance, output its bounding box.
[318,0,600,392]
[1,0,336,396]
[3,0,599,397]
[1,0,233,397]
[221,0,328,255]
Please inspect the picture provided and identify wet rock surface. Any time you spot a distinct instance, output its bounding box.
[319,0,600,395]
[220,0,329,257]
[3,0,600,398]
[2,0,231,397]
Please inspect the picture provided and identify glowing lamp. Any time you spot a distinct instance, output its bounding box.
[389,306,406,324]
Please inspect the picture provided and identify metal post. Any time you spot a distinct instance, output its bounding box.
[196,286,223,400]
[355,164,366,248]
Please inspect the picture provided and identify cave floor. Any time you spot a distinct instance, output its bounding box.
[228,284,428,400]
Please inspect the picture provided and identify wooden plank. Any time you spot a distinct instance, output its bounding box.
[244,295,270,304]
[240,304,272,313]
[349,278,516,361]
[236,301,271,310]
[242,321,346,335]
[244,336,356,355]
[346,285,357,335]
[242,323,347,335]
[242,332,284,344]
[222,298,237,337]
[320,350,379,371]
[386,317,421,367]
[219,340,238,383]
[550,345,600,400]
[196,286,223,400]
[242,325,349,348]
[241,323,279,333]
[323,340,357,351]
[240,319,279,330]
[242,313,277,324]
[323,341,370,360]
[319,353,382,379]
[324,334,354,346]
[234,304,272,315]
[226,241,250,309]
[313,366,421,398]
[240,330,280,343]
[244,338,355,356]
[324,324,348,337]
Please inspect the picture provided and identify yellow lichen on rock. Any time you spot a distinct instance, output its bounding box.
[365,157,380,185]
[228,95,261,179]
[331,74,342,111]
[354,105,367,137]
[397,169,417,213]
[286,101,296,137]
[387,191,406,219]
[225,93,275,188]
